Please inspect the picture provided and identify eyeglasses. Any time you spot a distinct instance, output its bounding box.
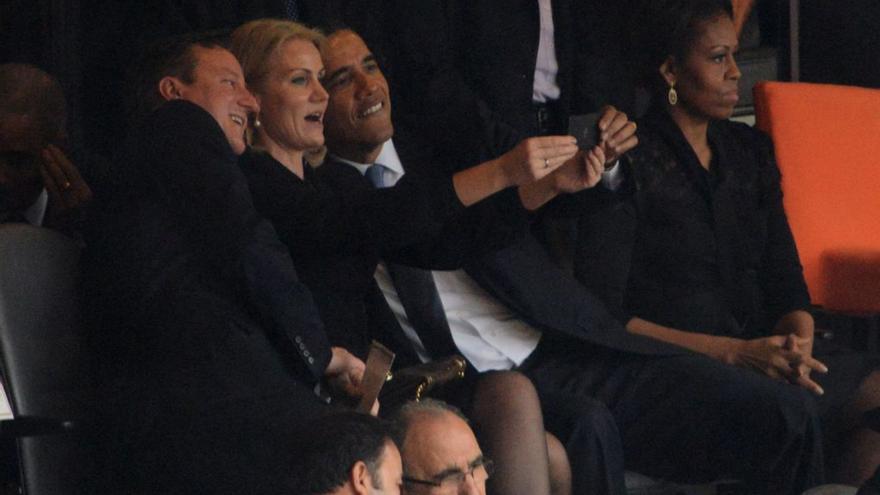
[403,458,494,491]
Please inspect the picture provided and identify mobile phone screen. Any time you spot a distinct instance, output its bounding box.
[568,112,601,150]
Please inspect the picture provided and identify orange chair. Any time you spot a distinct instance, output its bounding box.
[753,81,880,317]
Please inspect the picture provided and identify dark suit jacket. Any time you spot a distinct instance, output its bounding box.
[86,100,331,406]
[240,127,477,363]
[381,0,635,166]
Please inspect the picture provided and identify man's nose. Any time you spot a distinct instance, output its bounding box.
[239,87,260,114]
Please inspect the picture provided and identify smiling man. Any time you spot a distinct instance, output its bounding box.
[85,32,367,493]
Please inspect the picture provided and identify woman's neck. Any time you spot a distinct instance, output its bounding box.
[255,132,305,179]
[667,105,712,169]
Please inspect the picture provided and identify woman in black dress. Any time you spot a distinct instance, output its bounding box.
[575,0,880,484]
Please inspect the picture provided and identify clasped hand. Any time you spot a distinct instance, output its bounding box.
[729,334,828,395]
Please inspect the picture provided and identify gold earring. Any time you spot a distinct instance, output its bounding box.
[253,115,262,128]
[667,83,678,106]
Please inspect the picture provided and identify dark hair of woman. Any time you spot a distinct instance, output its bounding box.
[628,0,733,95]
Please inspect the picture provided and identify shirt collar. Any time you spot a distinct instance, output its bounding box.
[329,139,405,177]
[23,188,48,226]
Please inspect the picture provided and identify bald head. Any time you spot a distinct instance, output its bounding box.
[394,401,488,495]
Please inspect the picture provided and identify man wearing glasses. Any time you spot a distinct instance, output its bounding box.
[394,400,494,495]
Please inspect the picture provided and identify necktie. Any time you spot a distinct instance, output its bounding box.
[284,0,299,20]
[365,163,387,188]
[365,162,460,358]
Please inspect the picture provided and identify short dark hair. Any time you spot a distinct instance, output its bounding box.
[290,412,395,494]
[127,31,229,123]
[0,63,67,145]
[628,0,734,94]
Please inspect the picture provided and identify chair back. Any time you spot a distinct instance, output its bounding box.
[753,82,880,312]
[0,224,94,494]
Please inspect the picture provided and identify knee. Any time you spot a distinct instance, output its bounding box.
[473,370,539,407]
[546,432,573,495]
[569,399,619,443]
[727,377,821,447]
[471,370,542,423]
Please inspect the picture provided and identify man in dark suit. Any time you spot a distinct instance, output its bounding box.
[318,28,825,495]
[85,33,366,493]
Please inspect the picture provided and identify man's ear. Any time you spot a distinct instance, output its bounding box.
[350,460,372,495]
[157,76,185,102]
[659,56,677,88]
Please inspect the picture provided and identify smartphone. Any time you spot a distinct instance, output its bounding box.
[568,112,601,150]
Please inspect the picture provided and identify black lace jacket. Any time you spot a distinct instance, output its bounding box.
[575,107,810,338]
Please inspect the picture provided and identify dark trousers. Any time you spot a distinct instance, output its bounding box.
[521,338,825,495]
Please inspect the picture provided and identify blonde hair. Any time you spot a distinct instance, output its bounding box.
[230,19,327,165]
[229,18,325,91]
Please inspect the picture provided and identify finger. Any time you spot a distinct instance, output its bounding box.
[606,121,638,148]
[534,135,578,149]
[588,147,605,173]
[771,355,801,381]
[606,135,638,161]
[41,148,72,194]
[802,355,829,374]
[370,399,380,417]
[601,112,629,143]
[39,161,64,205]
[46,144,82,181]
[795,375,825,396]
[596,105,618,132]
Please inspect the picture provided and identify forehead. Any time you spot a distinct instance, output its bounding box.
[0,115,43,152]
[191,46,243,77]
[322,31,371,70]
[404,413,481,473]
[692,15,737,48]
[381,441,403,476]
[272,38,323,69]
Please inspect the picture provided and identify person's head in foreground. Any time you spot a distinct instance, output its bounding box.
[292,411,402,495]
[631,0,739,122]
[130,31,258,155]
[394,400,494,495]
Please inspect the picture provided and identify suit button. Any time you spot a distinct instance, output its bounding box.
[308,357,315,364]
[295,336,303,344]
[299,342,306,350]
[303,350,311,358]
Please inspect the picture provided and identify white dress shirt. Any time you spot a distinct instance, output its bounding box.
[339,139,622,371]
[533,0,561,103]
[23,188,48,226]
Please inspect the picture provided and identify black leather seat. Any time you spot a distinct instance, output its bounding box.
[0,224,94,494]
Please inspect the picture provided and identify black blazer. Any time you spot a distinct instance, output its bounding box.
[86,101,332,404]
[239,129,472,363]
[381,0,636,165]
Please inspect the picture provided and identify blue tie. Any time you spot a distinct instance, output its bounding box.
[366,163,387,188]
[284,0,299,20]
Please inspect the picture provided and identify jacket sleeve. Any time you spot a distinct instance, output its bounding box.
[138,101,332,382]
